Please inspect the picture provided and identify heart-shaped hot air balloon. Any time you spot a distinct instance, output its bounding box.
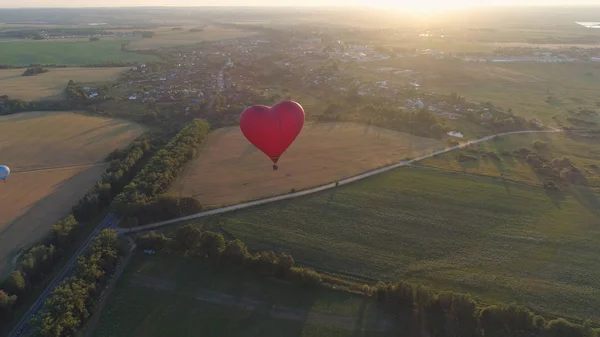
[240,101,305,170]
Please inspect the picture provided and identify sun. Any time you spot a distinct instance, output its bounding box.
[354,0,484,12]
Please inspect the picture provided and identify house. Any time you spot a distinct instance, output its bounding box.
[143,249,155,255]
[447,131,464,138]
[128,95,137,100]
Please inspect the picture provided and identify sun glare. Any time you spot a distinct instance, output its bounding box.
[357,0,485,12]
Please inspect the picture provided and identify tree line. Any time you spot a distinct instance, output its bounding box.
[320,102,445,139]
[0,216,79,325]
[72,139,160,222]
[0,95,91,116]
[35,229,125,336]
[137,224,599,337]
[112,119,210,226]
[0,139,155,330]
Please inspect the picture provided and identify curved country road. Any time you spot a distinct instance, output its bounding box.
[118,128,561,235]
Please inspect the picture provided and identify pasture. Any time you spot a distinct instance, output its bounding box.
[92,253,392,337]
[421,62,600,123]
[420,132,600,187]
[0,111,144,277]
[0,39,157,66]
[0,67,126,101]
[179,166,600,323]
[168,122,444,207]
[124,25,257,50]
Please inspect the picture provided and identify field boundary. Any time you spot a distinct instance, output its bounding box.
[118,128,561,234]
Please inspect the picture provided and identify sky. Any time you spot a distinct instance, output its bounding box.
[2,0,599,9]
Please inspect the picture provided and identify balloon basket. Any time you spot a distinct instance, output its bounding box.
[272,164,279,171]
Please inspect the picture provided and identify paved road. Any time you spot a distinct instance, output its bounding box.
[9,213,119,337]
[118,128,561,235]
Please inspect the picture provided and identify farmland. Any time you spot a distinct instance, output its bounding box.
[176,166,600,323]
[92,253,393,337]
[0,39,158,66]
[419,132,600,187]
[124,25,257,50]
[0,67,126,101]
[168,122,444,207]
[421,62,600,123]
[0,111,144,277]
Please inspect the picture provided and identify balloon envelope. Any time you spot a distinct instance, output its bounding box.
[0,165,9,181]
[240,101,305,164]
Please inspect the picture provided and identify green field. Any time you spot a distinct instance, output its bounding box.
[422,62,600,123]
[0,39,158,66]
[168,166,600,323]
[93,253,392,337]
[420,132,600,187]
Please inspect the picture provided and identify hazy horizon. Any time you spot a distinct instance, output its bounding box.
[2,0,600,9]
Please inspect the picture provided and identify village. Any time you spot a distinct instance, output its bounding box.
[73,31,552,138]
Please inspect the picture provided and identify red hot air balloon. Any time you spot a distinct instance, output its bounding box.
[240,101,305,170]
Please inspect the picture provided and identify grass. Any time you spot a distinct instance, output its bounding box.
[422,62,600,123]
[125,25,257,50]
[0,67,126,101]
[173,166,600,323]
[0,39,157,66]
[168,122,444,207]
[0,111,144,278]
[93,253,393,337]
[420,132,600,187]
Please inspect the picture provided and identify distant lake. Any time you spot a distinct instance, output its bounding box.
[575,21,600,28]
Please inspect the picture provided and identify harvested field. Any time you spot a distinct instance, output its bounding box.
[0,111,144,277]
[169,122,444,207]
[0,111,144,171]
[0,67,126,101]
[0,165,106,277]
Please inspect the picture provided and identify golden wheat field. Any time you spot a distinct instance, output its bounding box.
[0,111,144,171]
[0,67,126,101]
[0,111,144,277]
[0,165,106,277]
[169,122,444,207]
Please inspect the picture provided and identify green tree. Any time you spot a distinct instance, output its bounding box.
[222,239,249,264]
[0,290,17,321]
[199,231,225,260]
[4,270,27,296]
[174,225,202,255]
[52,216,79,248]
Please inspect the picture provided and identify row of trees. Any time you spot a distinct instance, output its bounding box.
[35,229,125,336]
[319,102,446,138]
[22,66,49,76]
[0,95,86,115]
[138,226,322,286]
[0,216,79,324]
[515,146,588,186]
[138,224,599,337]
[0,137,155,327]
[374,281,597,337]
[113,119,210,226]
[72,139,156,222]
